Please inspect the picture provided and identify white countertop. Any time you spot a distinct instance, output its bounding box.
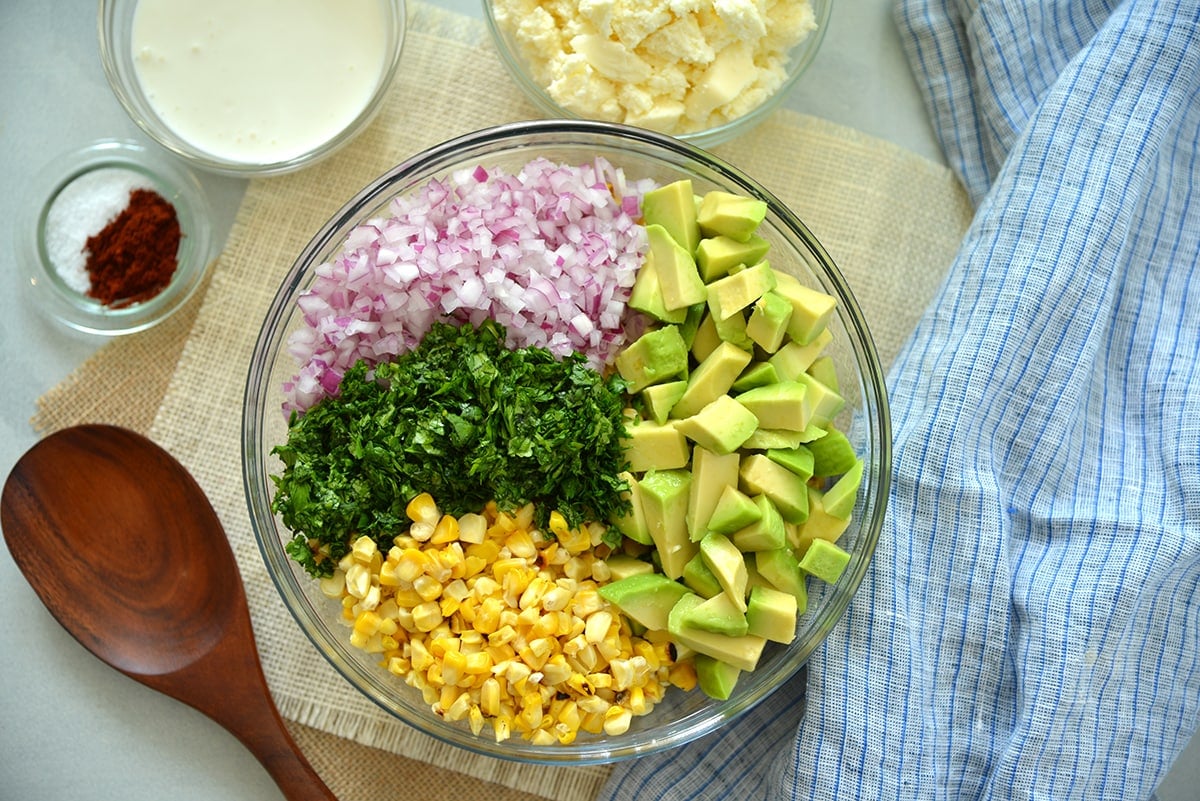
[1,1,1192,799]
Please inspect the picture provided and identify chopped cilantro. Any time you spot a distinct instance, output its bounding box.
[271,320,631,576]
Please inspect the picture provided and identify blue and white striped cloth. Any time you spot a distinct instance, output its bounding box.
[600,0,1200,798]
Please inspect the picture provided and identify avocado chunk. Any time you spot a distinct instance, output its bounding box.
[697,190,768,242]
[695,233,771,282]
[615,326,689,393]
[768,328,833,380]
[638,469,698,580]
[610,471,652,545]
[642,179,701,253]
[711,306,756,351]
[699,531,748,612]
[736,380,809,431]
[682,552,723,597]
[772,272,838,345]
[806,427,857,477]
[767,445,815,481]
[706,484,762,535]
[706,261,777,321]
[755,547,808,610]
[667,593,766,672]
[797,372,845,429]
[798,538,852,584]
[681,590,749,636]
[690,311,722,362]
[671,341,754,419]
[745,290,794,353]
[605,552,655,582]
[686,446,741,541]
[623,419,690,472]
[675,394,759,455]
[695,653,741,700]
[806,354,839,392]
[641,380,688,425]
[598,572,691,632]
[731,494,786,552]
[678,302,707,348]
[739,453,810,523]
[742,427,808,450]
[731,361,779,392]
[745,585,798,644]
[821,458,863,519]
[646,224,706,311]
[628,258,688,324]
[791,485,852,555]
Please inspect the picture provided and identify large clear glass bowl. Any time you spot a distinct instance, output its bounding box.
[242,119,889,764]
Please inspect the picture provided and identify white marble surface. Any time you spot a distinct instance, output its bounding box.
[0,1,1194,799]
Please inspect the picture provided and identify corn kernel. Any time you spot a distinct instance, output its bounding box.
[406,492,440,525]
[604,706,632,736]
[411,602,444,633]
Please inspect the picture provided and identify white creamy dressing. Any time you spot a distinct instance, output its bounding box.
[131,0,390,164]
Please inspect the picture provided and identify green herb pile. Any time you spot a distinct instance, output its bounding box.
[271,320,631,577]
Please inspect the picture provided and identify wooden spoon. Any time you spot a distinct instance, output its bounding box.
[1,424,336,801]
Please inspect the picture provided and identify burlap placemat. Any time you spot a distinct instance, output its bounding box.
[33,3,972,799]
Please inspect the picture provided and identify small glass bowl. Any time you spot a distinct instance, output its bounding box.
[242,120,890,764]
[483,0,833,149]
[18,139,215,336]
[97,0,407,177]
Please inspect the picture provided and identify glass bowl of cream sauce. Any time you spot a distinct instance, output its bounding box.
[99,0,406,177]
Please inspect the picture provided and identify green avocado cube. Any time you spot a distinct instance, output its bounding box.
[731,361,779,392]
[642,179,701,253]
[741,427,807,450]
[686,446,741,540]
[646,224,706,311]
[697,190,768,242]
[680,590,749,637]
[695,653,741,700]
[641,380,688,425]
[731,494,786,552]
[671,341,753,419]
[797,372,845,429]
[791,486,853,555]
[700,531,748,612]
[745,290,794,353]
[768,328,833,381]
[745,585,798,644]
[754,547,808,610]
[610,471,653,546]
[598,572,690,632]
[622,419,690,473]
[706,261,777,321]
[675,394,759,455]
[798,538,852,584]
[605,553,655,582]
[615,326,689,393]
[711,306,756,351]
[706,484,762,535]
[822,458,864,520]
[739,453,810,523]
[736,380,809,431]
[807,427,858,477]
[766,445,815,481]
[773,272,837,345]
[628,258,688,324]
[639,469,697,580]
[806,354,840,392]
[667,593,766,672]
[695,233,771,282]
[690,312,722,362]
[682,552,724,597]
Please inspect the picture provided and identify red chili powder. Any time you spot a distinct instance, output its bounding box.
[85,188,182,307]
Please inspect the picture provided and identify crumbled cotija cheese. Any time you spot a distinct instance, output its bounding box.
[493,0,817,135]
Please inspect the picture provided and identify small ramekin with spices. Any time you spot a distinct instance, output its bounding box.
[17,139,214,336]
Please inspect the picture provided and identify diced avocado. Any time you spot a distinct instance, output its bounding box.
[681,590,749,636]
[739,453,810,523]
[706,261,777,321]
[695,233,771,282]
[686,446,741,541]
[675,394,759,455]
[745,290,794,353]
[610,471,652,545]
[605,552,655,582]
[646,224,706,311]
[736,380,809,431]
[768,328,833,380]
[682,552,723,597]
[598,572,691,631]
[696,190,768,242]
[641,380,688,425]
[641,179,700,253]
[772,272,837,345]
[822,458,863,520]
[755,547,808,610]
[741,427,807,450]
[731,494,786,552]
[623,419,690,473]
[791,485,852,555]
[615,326,689,393]
[700,531,748,612]
[639,469,698,580]
[731,361,779,392]
[678,302,707,348]
[706,484,762,535]
[629,258,688,324]
[690,312,721,362]
[796,373,845,429]
[798,538,852,584]
[694,653,741,700]
[767,445,814,481]
[711,306,755,351]
[745,585,798,644]
[671,341,753,419]
[667,593,766,672]
[807,427,858,477]
[806,354,839,392]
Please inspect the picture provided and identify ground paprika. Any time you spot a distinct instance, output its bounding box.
[84,188,181,307]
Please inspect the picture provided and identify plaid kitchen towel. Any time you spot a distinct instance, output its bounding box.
[599,0,1200,798]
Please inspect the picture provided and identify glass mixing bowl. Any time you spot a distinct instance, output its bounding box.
[242,119,889,764]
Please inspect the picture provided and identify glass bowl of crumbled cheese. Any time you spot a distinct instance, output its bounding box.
[243,120,889,763]
[483,0,832,147]
[98,0,406,177]
[18,139,215,336]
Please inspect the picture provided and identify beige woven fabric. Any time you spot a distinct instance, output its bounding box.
[32,3,973,799]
